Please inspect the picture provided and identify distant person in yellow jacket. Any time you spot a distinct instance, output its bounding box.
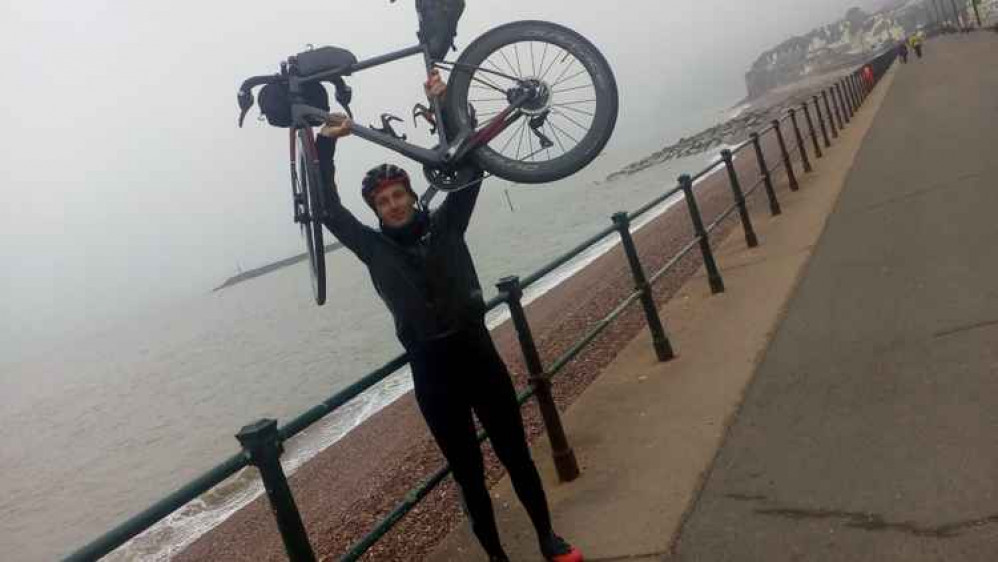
[909,34,924,59]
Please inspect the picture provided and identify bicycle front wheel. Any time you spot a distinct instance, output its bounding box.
[294,128,327,306]
[444,20,619,184]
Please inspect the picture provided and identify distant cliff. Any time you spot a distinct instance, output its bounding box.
[213,242,343,292]
[745,2,932,98]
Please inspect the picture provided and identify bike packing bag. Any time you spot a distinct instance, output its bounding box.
[417,0,465,59]
[257,81,329,128]
[295,46,358,77]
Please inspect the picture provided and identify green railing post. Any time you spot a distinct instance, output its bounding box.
[495,276,580,482]
[720,149,760,248]
[750,132,781,216]
[772,119,800,192]
[236,419,316,562]
[814,96,831,148]
[823,90,839,139]
[832,85,846,130]
[802,101,823,158]
[850,75,861,111]
[679,174,725,294]
[789,108,813,173]
[837,81,852,123]
[611,212,675,362]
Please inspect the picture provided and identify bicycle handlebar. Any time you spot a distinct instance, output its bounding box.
[237,74,282,127]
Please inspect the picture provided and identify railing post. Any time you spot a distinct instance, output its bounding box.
[849,75,860,111]
[679,174,725,294]
[772,119,800,192]
[823,90,839,139]
[831,85,846,130]
[801,102,822,159]
[813,96,831,148]
[789,108,813,174]
[750,132,781,216]
[720,149,760,248]
[837,82,852,123]
[845,79,856,117]
[844,77,855,114]
[495,276,580,482]
[611,212,675,362]
[236,419,317,562]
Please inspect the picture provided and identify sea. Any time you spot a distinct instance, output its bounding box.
[0,105,743,561]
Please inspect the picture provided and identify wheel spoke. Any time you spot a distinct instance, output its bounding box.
[540,47,565,81]
[527,121,535,161]
[469,97,509,103]
[548,118,580,145]
[471,74,507,94]
[546,120,568,154]
[553,99,597,106]
[498,48,519,78]
[550,57,579,88]
[553,103,595,117]
[515,118,527,159]
[530,42,537,77]
[514,43,523,77]
[553,83,595,95]
[553,68,589,88]
[537,42,551,81]
[551,108,592,132]
[499,119,527,155]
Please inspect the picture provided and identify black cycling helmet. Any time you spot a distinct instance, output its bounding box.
[361,164,417,209]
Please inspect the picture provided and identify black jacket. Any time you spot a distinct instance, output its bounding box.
[316,136,486,351]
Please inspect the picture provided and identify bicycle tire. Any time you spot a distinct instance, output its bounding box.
[443,20,618,184]
[295,129,327,306]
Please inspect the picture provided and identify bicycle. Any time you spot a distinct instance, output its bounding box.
[237,0,619,305]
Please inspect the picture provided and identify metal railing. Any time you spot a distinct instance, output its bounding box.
[64,46,899,562]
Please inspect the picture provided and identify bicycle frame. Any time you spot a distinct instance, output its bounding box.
[288,42,531,171]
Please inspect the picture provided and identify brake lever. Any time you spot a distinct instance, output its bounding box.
[237,90,253,128]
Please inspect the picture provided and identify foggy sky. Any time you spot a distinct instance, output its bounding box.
[1,0,879,361]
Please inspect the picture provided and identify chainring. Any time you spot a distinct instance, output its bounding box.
[423,163,480,193]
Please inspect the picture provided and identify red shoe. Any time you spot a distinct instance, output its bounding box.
[540,534,584,562]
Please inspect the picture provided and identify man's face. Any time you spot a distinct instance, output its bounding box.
[372,182,417,228]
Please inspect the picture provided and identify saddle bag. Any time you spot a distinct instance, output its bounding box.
[417,0,466,59]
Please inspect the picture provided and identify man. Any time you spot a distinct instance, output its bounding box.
[898,40,909,63]
[315,70,583,562]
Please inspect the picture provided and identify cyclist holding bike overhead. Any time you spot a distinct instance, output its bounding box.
[314,69,584,562]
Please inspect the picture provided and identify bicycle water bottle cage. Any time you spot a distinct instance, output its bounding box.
[372,113,407,141]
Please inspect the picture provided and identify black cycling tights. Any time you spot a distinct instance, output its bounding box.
[409,323,553,556]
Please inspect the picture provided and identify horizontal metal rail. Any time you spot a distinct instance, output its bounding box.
[545,290,643,378]
[648,237,702,285]
[704,200,743,235]
[520,224,618,289]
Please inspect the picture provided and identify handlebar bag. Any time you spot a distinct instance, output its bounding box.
[258,81,329,128]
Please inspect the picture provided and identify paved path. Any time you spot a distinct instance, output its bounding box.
[672,33,998,562]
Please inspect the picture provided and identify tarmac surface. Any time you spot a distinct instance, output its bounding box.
[672,32,998,562]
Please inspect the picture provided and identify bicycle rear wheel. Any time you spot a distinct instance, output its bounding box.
[443,20,618,184]
[293,128,327,305]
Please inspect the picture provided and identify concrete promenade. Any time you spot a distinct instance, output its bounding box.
[428,33,998,562]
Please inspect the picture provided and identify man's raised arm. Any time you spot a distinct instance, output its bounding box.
[316,117,378,263]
